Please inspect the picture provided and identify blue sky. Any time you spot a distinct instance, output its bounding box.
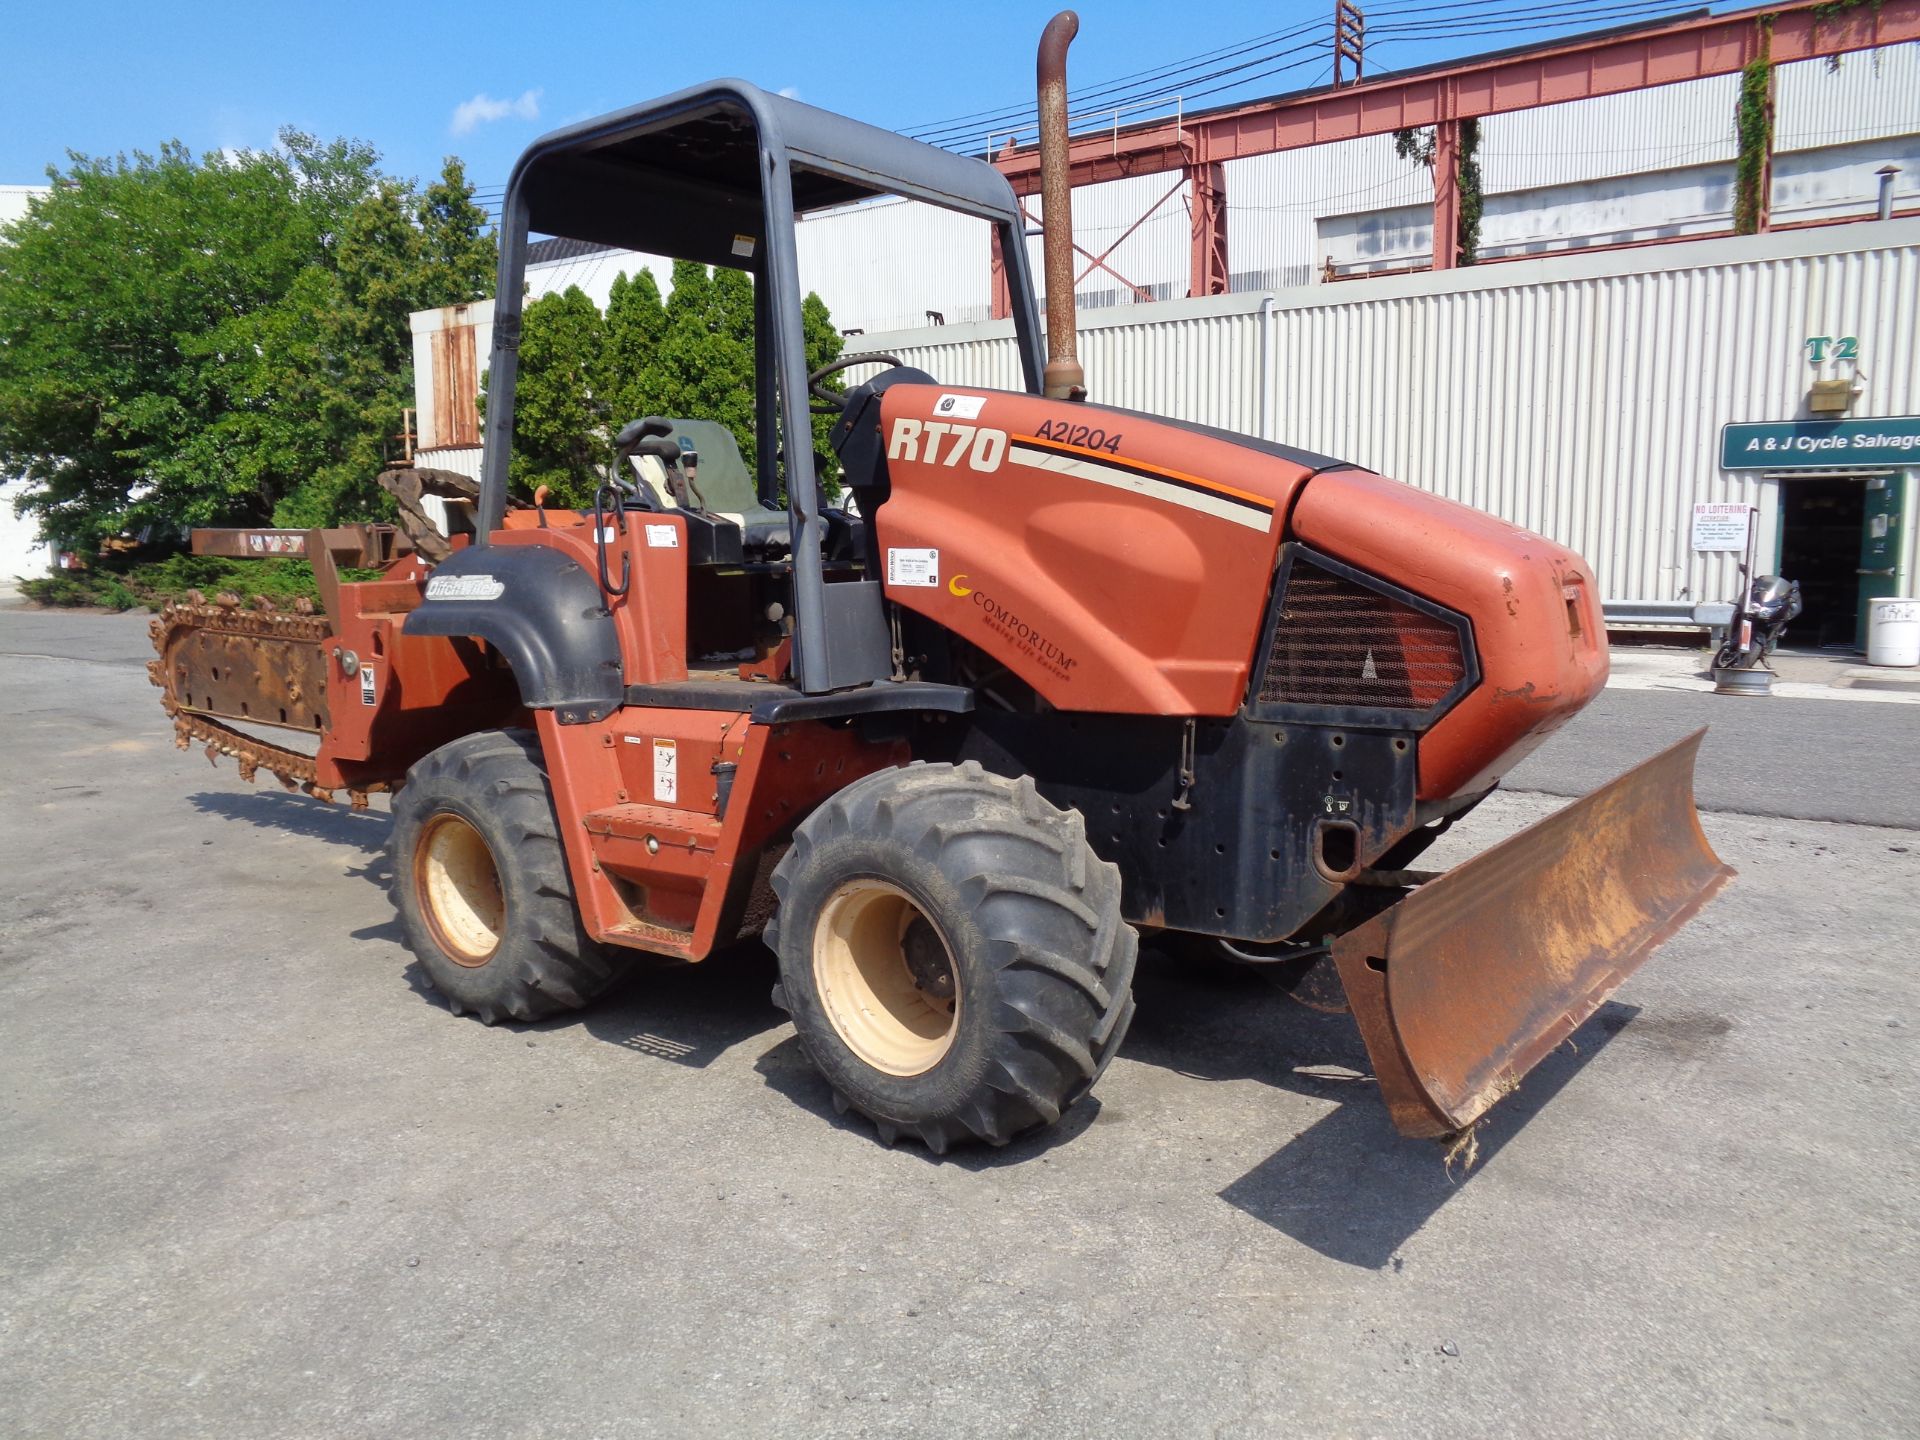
[2,0,1732,201]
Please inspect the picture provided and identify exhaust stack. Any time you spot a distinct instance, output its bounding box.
[1037,11,1085,400]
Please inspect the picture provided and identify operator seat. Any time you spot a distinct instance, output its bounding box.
[628,418,792,553]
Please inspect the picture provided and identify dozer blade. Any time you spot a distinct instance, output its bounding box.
[1331,728,1733,1138]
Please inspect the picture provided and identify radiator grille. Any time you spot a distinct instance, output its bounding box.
[1259,558,1467,711]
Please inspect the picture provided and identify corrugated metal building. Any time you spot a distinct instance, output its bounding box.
[1212,43,1920,288]
[855,222,1920,646]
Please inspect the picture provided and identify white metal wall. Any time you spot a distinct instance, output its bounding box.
[1226,134,1434,289]
[797,197,994,334]
[0,185,48,228]
[1022,171,1194,311]
[1776,41,1920,151]
[1,188,56,577]
[862,222,1920,610]
[0,477,55,581]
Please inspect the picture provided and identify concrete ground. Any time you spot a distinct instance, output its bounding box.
[1607,639,1920,705]
[2,603,1916,1439]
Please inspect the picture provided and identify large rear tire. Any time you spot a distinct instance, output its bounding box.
[389,729,628,1024]
[767,762,1137,1151]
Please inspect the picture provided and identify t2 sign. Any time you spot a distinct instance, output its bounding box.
[1805,336,1859,364]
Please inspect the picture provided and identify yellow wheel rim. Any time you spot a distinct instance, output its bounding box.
[812,880,959,1076]
[416,812,505,967]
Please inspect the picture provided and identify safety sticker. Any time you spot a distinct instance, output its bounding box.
[360,666,377,707]
[886,548,940,587]
[731,234,757,258]
[933,393,987,420]
[653,738,678,803]
[425,573,504,601]
[645,524,680,548]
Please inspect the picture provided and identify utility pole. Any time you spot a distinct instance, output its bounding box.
[1334,1,1366,86]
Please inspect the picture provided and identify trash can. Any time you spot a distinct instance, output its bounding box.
[1866,598,1920,667]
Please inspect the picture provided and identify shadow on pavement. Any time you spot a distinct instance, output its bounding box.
[576,942,788,1068]
[182,787,1635,1243]
[1216,1002,1632,1268]
[1128,938,1639,1267]
[396,940,789,1071]
[190,787,395,895]
[189,789,392,853]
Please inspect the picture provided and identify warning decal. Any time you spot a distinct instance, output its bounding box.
[652,738,678,803]
[886,548,940,587]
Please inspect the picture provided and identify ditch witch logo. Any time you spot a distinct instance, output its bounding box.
[947,574,1079,680]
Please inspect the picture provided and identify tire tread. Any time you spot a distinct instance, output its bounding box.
[770,761,1137,1150]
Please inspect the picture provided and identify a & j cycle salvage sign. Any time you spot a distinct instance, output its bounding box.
[1721,417,1920,470]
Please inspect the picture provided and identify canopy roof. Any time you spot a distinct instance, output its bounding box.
[505,79,1026,271]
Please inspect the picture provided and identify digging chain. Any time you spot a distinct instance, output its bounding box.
[147,590,381,808]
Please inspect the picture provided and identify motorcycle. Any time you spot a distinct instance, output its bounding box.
[1715,563,1804,672]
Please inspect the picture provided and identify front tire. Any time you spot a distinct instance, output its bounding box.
[767,762,1138,1152]
[389,729,627,1024]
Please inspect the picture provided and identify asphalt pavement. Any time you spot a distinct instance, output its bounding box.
[3,602,1917,1438]
[1506,684,1920,830]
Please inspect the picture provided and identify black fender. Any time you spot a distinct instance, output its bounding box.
[403,545,623,723]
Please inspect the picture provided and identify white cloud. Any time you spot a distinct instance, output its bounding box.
[450,88,543,136]
[777,86,801,100]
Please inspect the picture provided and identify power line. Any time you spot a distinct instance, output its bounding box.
[901,16,1330,140]
[474,0,1726,214]
[902,0,1706,153]
[897,0,1527,137]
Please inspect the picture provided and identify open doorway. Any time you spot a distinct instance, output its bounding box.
[1777,477,1864,649]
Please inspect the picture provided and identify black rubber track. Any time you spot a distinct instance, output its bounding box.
[767,761,1138,1152]
[389,728,627,1025]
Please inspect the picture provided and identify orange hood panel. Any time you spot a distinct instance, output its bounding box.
[1289,470,1609,801]
[873,385,1320,715]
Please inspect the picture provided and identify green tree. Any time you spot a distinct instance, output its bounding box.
[597,268,669,431]
[591,261,845,493]
[508,286,608,507]
[417,156,497,303]
[0,142,325,544]
[271,179,424,525]
[800,290,847,476]
[0,136,498,547]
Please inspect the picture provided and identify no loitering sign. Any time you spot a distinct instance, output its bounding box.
[1690,503,1753,552]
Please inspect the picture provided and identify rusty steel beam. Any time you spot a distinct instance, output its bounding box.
[1189,157,1230,296]
[993,0,1920,193]
[1431,119,1461,270]
[990,227,1015,321]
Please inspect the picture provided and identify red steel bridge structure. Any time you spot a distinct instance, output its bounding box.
[986,0,1920,316]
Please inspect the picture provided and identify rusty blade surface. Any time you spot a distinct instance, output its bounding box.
[1332,728,1733,1137]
